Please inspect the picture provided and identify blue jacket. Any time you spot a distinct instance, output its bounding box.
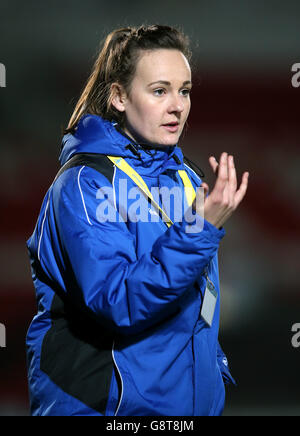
[26,114,235,416]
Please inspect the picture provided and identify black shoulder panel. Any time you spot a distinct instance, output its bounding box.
[55,153,115,184]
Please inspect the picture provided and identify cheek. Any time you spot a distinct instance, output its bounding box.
[133,102,159,130]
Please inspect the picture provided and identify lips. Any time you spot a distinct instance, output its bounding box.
[162,121,179,133]
[162,121,179,126]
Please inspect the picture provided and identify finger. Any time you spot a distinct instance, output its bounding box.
[234,171,249,207]
[228,155,237,199]
[214,152,228,195]
[208,156,219,175]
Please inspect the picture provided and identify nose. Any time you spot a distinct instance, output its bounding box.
[168,93,184,113]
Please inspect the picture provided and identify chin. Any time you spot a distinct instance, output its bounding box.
[159,135,180,147]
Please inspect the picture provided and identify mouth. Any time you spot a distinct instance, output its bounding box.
[161,121,180,133]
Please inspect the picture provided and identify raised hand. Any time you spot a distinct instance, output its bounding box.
[193,152,249,229]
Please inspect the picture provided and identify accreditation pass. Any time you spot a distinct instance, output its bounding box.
[200,274,218,327]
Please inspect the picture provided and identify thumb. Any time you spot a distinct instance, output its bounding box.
[201,182,209,198]
[192,183,209,212]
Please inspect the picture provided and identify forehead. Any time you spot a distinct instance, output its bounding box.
[134,49,191,83]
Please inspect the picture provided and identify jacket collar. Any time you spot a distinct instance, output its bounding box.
[60,114,185,177]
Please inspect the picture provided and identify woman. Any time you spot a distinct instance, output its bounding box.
[26,25,248,416]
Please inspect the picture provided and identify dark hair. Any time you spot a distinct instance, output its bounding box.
[65,24,192,133]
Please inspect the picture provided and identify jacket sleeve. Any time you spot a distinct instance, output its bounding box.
[50,166,225,335]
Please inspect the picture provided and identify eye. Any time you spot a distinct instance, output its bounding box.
[153,88,166,96]
[180,88,191,97]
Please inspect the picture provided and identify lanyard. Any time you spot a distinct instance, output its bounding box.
[107,155,196,228]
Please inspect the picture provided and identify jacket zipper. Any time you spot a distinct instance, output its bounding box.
[112,341,124,416]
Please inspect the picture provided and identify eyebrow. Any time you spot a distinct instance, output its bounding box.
[148,80,192,87]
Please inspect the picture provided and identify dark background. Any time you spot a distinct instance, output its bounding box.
[0,0,299,416]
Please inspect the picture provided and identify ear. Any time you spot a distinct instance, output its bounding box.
[110,83,127,112]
